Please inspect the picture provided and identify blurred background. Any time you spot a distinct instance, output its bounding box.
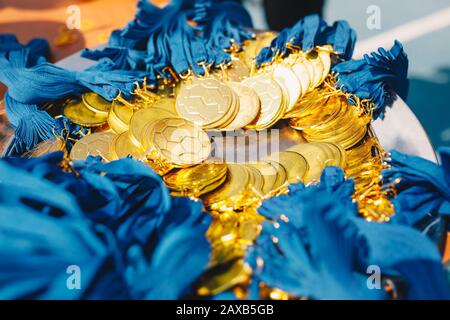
[0,0,449,260]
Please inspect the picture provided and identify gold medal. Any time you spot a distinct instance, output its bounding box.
[287,143,332,183]
[218,59,250,82]
[303,58,316,92]
[292,96,343,130]
[203,88,240,130]
[272,64,301,112]
[241,40,259,68]
[164,161,227,196]
[82,92,112,115]
[108,100,134,134]
[108,110,128,134]
[264,160,288,191]
[128,107,174,148]
[317,142,344,167]
[265,151,308,184]
[69,131,116,161]
[224,82,260,130]
[168,173,228,198]
[325,142,347,167]
[283,89,323,119]
[339,122,369,149]
[242,74,284,130]
[289,54,312,97]
[244,164,265,195]
[302,96,347,132]
[203,163,250,210]
[304,110,370,150]
[307,50,324,89]
[63,99,108,127]
[289,96,334,130]
[151,98,178,116]
[147,117,211,167]
[111,131,146,160]
[24,138,66,158]
[176,77,234,128]
[247,161,277,195]
[317,46,332,83]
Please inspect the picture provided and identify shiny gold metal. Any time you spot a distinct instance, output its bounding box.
[82,92,112,115]
[69,131,116,161]
[176,77,234,128]
[146,117,211,167]
[242,74,284,130]
[63,99,108,127]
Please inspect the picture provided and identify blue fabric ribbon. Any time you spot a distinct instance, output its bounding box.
[81,47,147,72]
[323,20,356,60]
[333,40,409,119]
[0,56,141,104]
[255,14,356,66]
[3,93,56,155]
[0,154,211,299]
[194,1,254,52]
[0,36,142,154]
[247,167,450,299]
[383,148,450,235]
[82,0,253,79]
[111,0,187,51]
[0,38,56,155]
[0,34,49,66]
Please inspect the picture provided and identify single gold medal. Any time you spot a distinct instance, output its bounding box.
[272,64,302,112]
[69,131,116,161]
[307,50,324,89]
[224,82,260,130]
[203,163,249,210]
[24,138,66,158]
[265,151,308,184]
[64,99,108,127]
[147,117,211,167]
[108,100,134,134]
[129,107,174,148]
[176,77,234,128]
[163,161,227,197]
[111,131,146,160]
[219,59,250,82]
[242,74,284,130]
[82,92,112,115]
[247,161,277,195]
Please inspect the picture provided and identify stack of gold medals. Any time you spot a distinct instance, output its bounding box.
[37,30,395,298]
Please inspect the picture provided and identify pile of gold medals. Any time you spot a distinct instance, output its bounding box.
[31,31,394,298]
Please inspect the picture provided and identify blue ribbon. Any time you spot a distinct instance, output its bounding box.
[247,167,450,299]
[255,14,356,66]
[383,148,450,233]
[82,0,253,79]
[81,47,147,71]
[195,1,254,52]
[323,20,356,60]
[0,48,142,104]
[333,40,409,120]
[0,154,211,299]
[0,37,142,154]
